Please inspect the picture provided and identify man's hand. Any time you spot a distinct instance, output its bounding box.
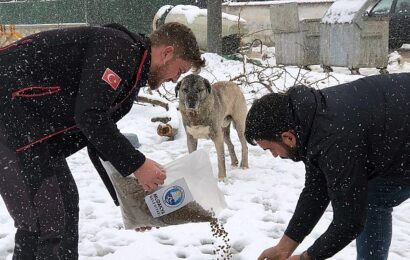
[258,245,291,260]
[286,251,310,260]
[258,235,299,260]
[133,158,166,191]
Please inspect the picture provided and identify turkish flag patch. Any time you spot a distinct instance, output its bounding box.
[102,68,122,90]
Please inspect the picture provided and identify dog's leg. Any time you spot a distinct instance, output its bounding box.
[212,131,226,180]
[233,119,249,169]
[223,125,238,167]
[186,133,198,153]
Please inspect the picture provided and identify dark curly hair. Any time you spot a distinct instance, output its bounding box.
[245,92,295,145]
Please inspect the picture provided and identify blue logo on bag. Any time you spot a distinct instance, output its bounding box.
[163,186,185,207]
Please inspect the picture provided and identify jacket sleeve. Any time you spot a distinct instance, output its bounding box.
[74,33,146,177]
[306,143,369,259]
[284,161,330,243]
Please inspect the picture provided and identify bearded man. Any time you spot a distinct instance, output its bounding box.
[245,73,410,260]
[0,22,204,260]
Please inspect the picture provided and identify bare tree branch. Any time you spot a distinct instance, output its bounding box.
[137,96,169,111]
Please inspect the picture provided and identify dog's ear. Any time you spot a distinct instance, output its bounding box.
[175,81,181,98]
[204,78,212,94]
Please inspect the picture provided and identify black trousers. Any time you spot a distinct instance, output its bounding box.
[0,127,79,260]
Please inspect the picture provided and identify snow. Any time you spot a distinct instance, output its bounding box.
[154,5,174,22]
[0,49,409,260]
[322,0,368,24]
[167,5,246,24]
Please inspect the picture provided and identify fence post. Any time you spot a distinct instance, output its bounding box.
[207,0,222,54]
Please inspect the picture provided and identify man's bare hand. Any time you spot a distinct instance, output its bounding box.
[286,251,310,260]
[258,235,299,260]
[133,158,166,191]
[258,245,291,260]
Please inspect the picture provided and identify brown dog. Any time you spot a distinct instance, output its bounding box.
[175,74,248,180]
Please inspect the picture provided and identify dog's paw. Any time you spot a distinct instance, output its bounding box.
[218,177,226,182]
[240,163,249,169]
[231,161,239,167]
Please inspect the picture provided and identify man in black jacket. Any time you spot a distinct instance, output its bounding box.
[245,73,410,260]
[0,22,204,260]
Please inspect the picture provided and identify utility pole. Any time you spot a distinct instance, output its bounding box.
[207,0,222,54]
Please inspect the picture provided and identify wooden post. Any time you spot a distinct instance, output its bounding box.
[207,0,222,54]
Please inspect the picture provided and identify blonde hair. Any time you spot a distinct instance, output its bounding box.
[149,22,205,71]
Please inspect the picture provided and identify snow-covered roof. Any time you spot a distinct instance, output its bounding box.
[321,0,368,24]
[168,5,246,24]
[223,0,334,7]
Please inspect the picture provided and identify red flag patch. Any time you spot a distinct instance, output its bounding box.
[102,68,122,90]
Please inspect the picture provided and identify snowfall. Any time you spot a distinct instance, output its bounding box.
[0,44,410,260]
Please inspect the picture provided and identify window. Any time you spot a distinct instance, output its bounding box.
[395,0,410,13]
[370,0,394,15]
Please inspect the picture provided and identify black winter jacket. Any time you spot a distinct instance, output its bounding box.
[0,24,150,181]
[284,73,410,259]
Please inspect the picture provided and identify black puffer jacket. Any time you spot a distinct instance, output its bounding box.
[0,24,150,178]
[284,73,410,259]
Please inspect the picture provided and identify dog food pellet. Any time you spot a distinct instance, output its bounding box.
[159,201,214,224]
[160,204,233,259]
[210,216,233,260]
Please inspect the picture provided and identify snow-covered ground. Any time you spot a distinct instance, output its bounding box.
[0,49,409,260]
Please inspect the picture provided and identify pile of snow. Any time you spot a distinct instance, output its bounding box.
[322,0,367,24]
[402,44,410,49]
[168,5,246,24]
